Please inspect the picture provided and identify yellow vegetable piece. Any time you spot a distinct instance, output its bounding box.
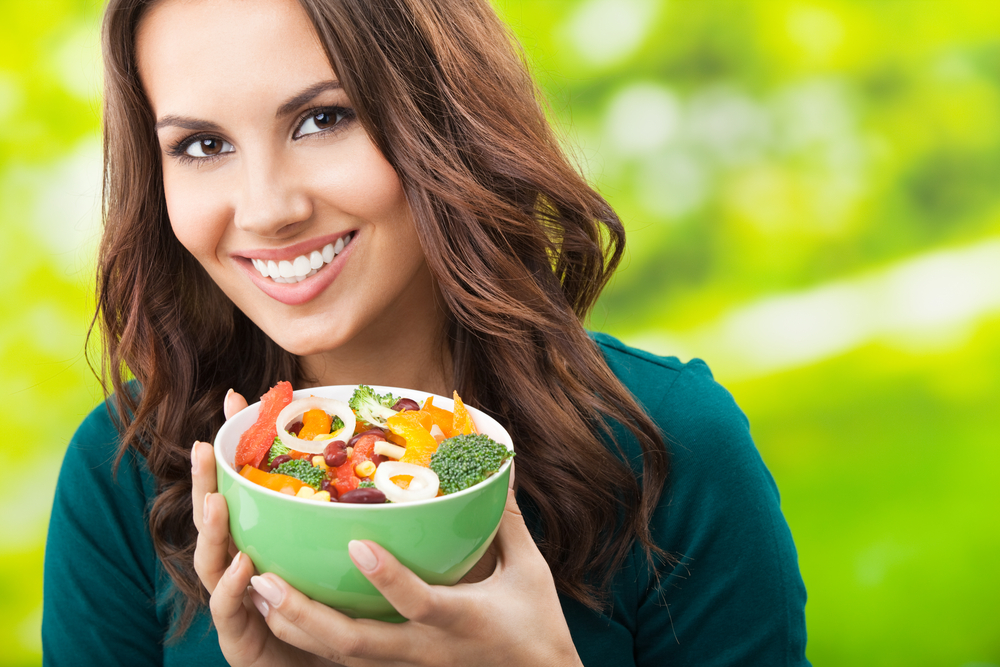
[387,410,438,468]
[452,392,477,435]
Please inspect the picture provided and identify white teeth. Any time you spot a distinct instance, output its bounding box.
[321,243,335,263]
[293,255,311,277]
[252,233,354,285]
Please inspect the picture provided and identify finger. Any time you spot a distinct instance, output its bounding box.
[492,486,543,568]
[194,492,234,593]
[225,388,249,421]
[191,440,218,532]
[348,540,451,626]
[251,573,392,664]
[210,551,256,643]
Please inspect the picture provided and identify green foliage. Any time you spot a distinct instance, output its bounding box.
[7,2,1000,666]
[274,459,326,490]
[267,438,291,464]
[348,384,399,427]
[430,434,512,494]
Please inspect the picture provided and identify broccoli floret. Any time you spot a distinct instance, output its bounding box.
[358,479,376,489]
[348,384,399,427]
[266,438,291,464]
[274,459,326,490]
[430,434,513,494]
[331,415,345,433]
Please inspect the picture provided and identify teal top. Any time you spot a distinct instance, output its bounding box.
[43,333,809,666]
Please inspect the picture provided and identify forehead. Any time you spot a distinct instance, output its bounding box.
[137,0,335,114]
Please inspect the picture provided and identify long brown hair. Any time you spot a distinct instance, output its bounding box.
[96,0,670,636]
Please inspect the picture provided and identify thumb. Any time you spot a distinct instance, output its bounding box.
[493,481,540,568]
[224,389,249,421]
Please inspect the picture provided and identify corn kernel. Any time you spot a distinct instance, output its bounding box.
[346,446,354,458]
[355,460,376,478]
[313,433,331,441]
[296,486,316,499]
[313,491,331,502]
[312,455,328,470]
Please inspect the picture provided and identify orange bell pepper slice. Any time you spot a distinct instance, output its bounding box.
[240,464,306,495]
[452,392,478,435]
[421,397,457,439]
[387,410,438,468]
[297,407,332,441]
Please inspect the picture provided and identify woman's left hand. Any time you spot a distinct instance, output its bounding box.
[246,481,583,667]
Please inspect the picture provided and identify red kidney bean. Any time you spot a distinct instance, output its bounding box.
[268,454,292,471]
[288,421,303,436]
[323,440,347,455]
[338,488,386,504]
[320,479,339,500]
[325,449,347,468]
[391,398,420,412]
[371,454,387,467]
[348,428,385,448]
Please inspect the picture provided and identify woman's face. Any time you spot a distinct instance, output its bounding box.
[137,0,443,376]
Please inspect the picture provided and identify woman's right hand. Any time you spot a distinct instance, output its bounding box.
[190,390,339,667]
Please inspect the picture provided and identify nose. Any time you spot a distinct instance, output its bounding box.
[233,150,313,237]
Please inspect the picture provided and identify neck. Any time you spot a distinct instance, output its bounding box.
[298,271,453,396]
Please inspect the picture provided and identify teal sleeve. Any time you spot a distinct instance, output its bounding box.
[42,403,164,666]
[577,333,810,666]
[636,359,809,665]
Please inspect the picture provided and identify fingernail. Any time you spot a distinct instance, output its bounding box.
[191,441,199,474]
[249,589,270,618]
[226,388,234,399]
[349,540,378,572]
[251,575,283,607]
[228,551,242,577]
[203,492,211,523]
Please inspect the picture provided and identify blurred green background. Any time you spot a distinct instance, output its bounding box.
[2,0,998,664]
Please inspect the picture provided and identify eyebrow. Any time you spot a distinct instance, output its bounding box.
[275,80,342,118]
[153,80,343,133]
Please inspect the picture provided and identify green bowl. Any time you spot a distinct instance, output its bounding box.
[214,385,512,622]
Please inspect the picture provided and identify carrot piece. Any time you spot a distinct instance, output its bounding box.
[239,464,306,495]
[452,391,478,435]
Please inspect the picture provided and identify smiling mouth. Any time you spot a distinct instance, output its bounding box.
[247,232,355,284]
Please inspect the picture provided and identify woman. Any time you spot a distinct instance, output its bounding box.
[42,0,809,665]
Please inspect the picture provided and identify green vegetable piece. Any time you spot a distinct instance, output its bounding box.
[348,384,399,427]
[274,459,326,490]
[358,479,376,489]
[266,438,291,464]
[331,415,345,432]
[430,433,513,495]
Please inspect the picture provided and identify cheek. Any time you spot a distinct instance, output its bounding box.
[163,172,229,264]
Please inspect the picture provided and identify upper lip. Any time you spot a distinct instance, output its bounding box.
[231,230,355,262]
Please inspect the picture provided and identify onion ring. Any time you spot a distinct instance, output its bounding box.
[274,396,357,455]
[373,461,440,503]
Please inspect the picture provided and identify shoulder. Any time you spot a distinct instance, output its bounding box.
[591,331,754,473]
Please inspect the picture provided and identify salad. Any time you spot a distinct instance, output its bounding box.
[233,383,513,504]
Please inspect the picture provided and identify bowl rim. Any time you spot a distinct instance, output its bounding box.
[214,384,514,510]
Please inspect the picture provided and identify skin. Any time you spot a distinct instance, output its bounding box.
[138,0,584,664]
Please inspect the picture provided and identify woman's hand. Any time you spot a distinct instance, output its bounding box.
[191,390,337,666]
[246,470,583,667]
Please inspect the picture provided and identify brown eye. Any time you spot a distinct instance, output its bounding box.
[200,139,222,155]
[297,108,350,137]
[312,112,335,129]
[183,136,234,159]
